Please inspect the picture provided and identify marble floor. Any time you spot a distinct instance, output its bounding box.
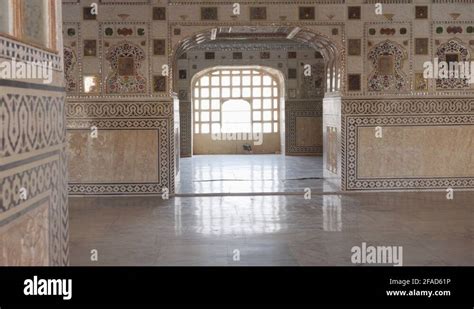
[69,156,473,266]
[69,194,473,266]
[176,154,330,194]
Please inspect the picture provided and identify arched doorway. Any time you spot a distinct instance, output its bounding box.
[171,26,343,157]
[171,26,343,194]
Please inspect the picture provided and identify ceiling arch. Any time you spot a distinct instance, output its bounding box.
[171,26,344,94]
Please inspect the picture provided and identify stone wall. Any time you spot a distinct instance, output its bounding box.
[63,2,177,195]
[62,0,474,193]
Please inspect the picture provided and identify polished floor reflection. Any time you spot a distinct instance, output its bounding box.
[69,192,473,266]
[177,155,329,193]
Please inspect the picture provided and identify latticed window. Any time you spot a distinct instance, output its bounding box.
[193,67,280,135]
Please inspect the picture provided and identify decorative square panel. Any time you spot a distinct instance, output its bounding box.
[415,6,428,19]
[288,68,297,79]
[445,53,459,64]
[299,7,315,20]
[153,7,166,20]
[377,55,395,75]
[205,52,215,60]
[348,39,361,56]
[233,52,243,59]
[153,39,166,55]
[435,39,470,89]
[83,7,96,20]
[66,27,77,37]
[179,70,187,80]
[288,52,297,59]
[348,6,361,20]
[415,38,429,55]
[348,74,361,91]
[287,108,323,154]
[174,28,181,36]
[83,40,97,56]
[105,42,146,94]
[118,57,135,76]
[260,52,270,59]
[414,73,428,90]
[367,41,408,92]
[153,76,166,92]
[201,7,218,20]
[295,117,321,147]
[250,7,267,20]
[179,90,187,100]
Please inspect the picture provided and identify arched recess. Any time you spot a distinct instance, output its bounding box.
[190,65,286,155]
[435,38,471,89]
[170,26,344,158]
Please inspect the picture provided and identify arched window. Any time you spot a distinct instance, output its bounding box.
[193,67,280,135]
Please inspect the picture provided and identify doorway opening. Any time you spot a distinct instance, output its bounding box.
[172,26,343,195]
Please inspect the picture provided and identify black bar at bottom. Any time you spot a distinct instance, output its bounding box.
[0,267,472,307]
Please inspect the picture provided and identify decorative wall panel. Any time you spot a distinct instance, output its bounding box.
[105,41,146,94]
[64,47,78,92]
[341,97,474,191]
[66,100,174,195]
[286,101,323,155]
[435,39,471,90]
[367,40,408,92]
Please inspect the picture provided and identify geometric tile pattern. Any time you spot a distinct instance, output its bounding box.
[1,95,66,157]
[1,91,69,266]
